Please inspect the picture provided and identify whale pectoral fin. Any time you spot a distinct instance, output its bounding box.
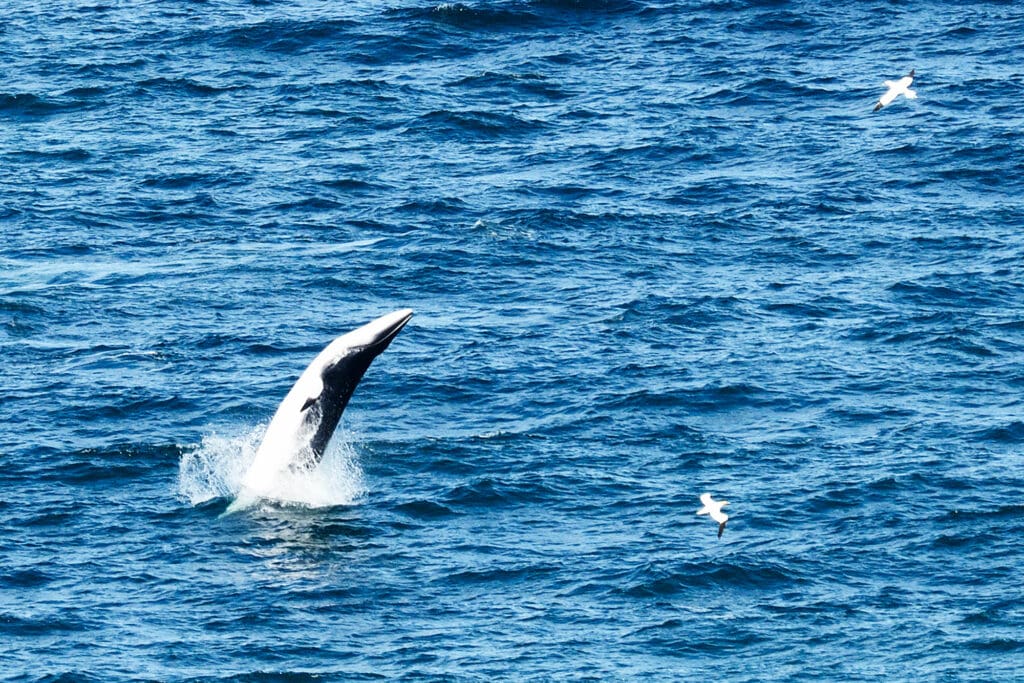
[299,376,325,412]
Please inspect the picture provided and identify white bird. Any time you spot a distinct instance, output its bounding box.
[874,69,916,112]
[697,493,729,539]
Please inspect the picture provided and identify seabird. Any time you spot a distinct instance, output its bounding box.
[697,492,729,539]
[873,69,916,112]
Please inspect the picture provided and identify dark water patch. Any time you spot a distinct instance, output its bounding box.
[744,75,829,100]
[971,421,1024,443]
[0,612,93,636]
[944,25,979,39]
[761,299,841,320]
[444,562,561,586]
[317,177,392,195]
[663,295,748,328]
[6,147,93,163]
[70,394,196,425]
[443,475,564,508]
[0,298,47,317]
[406,109,548,140]
[742,9,814,32]
[959,598,1021,625]
[0,568,53,589]
[618,559,802,598]
[943,505,1024,522]
[450,71,569,100]
[61,85,112,99]
[393,196,469,216]
[807,483,869,513]
[399,3,548,32]
[134,77,245,98]
[0,93,93,118]
[929,530,1006,552]
[965,638,1024,653]
[393,499,459,519]
[31,674,107,683]
[20,511,76,528]
[934,165,1007,188]
[294,107,348,119]
[211,673,361,683]
[273,196,345,213]
[187,332,275,352]
[888,280,987,309]
[608,382,783,413]
[140,171,245,190]
[58,444,182,485]
[529,0,647,16]
[347,20,477,65]
[206,18,358,53]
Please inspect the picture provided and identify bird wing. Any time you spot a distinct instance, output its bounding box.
[700,493,714,506]
[718,521,726,538]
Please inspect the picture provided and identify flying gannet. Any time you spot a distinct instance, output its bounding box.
[874,69,916,112]
[697,492,729,539]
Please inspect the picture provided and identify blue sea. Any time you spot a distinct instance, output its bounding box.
[2,0,1023,680]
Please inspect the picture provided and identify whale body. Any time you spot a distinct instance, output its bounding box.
[229,308,413,509]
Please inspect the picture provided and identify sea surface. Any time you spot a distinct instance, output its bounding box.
[2,0,1023,680]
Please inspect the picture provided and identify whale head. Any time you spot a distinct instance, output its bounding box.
[299,308,414,459]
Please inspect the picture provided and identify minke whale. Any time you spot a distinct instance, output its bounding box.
[873,69,916,112]
[228,308,413,510]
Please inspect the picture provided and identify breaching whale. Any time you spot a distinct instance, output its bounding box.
[228,308,413,511]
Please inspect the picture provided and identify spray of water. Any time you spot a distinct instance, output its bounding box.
[177,424,365,509]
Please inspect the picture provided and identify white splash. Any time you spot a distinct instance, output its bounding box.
[177,424,365,510]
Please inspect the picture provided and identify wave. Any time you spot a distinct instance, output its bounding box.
[0,92,97,118]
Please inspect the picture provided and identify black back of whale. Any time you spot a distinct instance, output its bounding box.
[295,316,409,466]
[299,347,379,464]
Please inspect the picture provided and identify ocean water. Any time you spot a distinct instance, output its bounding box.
[2,0,1024,679]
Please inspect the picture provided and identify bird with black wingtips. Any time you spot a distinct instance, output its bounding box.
[874,69,916,112]
[697,492,729,538]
